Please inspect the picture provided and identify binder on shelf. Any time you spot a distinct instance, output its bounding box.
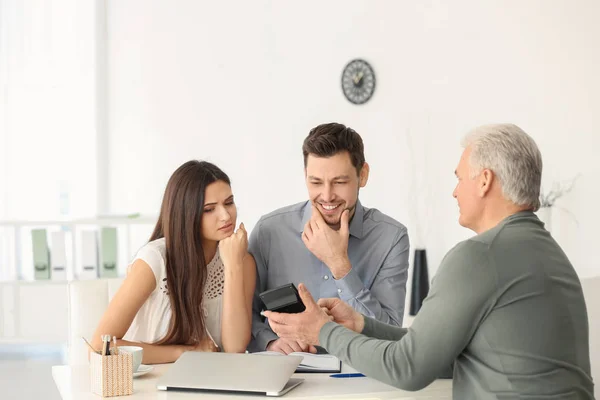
[100,227,118,278]
[80,230,98,280]
[50,231,68,281]
[32,229,51,280]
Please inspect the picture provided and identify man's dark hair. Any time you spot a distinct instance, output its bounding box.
[302,122,365,175]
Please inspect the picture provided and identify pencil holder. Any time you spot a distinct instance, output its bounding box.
[90,352,133,397]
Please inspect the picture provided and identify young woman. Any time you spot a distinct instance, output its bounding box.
[91,160,256,363]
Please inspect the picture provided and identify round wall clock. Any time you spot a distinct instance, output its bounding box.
[341,59,376,105]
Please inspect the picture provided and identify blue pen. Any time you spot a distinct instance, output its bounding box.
[329,373,366,378]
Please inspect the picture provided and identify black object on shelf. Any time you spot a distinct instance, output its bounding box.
[409,249,430,316]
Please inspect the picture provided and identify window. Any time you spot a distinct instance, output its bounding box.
[0,0,98,220]
[0,0,100,280]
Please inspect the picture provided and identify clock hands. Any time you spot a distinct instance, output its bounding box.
[353,71,364,85]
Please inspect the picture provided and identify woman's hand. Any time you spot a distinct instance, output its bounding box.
[219,223,248,268]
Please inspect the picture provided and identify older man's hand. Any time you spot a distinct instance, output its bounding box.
[317,297,365,333]
[263,283,332,346]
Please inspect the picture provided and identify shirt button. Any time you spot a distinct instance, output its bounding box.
[337,288,342,293]
[323,275,329,280]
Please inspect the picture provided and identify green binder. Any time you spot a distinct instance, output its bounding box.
[32,229,50,280]
[100,227,118,278]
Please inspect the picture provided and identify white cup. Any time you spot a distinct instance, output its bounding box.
[118,346,143,372]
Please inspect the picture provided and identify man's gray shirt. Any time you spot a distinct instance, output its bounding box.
[249,200,409,351]
[320,211,593,399]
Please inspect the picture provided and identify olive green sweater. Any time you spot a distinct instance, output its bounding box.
[320,211,593,399]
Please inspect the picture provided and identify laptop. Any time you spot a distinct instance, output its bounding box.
[156,352,305,396]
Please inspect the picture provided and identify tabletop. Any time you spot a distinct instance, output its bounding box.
[52,363,452,399]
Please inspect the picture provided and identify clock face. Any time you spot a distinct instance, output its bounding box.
[341,59,376,105]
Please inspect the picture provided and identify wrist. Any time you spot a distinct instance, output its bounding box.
[354,313,365,333]
[328,256,351,279]
[266,339,278,351]
[224,259,244,272]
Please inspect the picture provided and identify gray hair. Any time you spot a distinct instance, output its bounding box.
[461,123,543,211]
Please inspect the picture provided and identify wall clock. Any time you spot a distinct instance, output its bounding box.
[341,59,376,105]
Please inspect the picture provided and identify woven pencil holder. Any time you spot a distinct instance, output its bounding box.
[90,352,133,397]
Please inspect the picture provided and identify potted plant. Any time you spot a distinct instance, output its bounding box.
[537,175,580,233]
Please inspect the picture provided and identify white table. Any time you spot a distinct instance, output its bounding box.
[52,363,452,399]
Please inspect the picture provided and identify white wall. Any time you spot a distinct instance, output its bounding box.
[0,0,99,220]
[106,0,600,279]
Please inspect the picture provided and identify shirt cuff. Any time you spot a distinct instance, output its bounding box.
[320,316,378,344]
[361,315,378,337]
[251,327,279,352]
[334,268,365,301]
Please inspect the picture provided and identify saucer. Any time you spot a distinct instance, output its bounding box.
[133,365,154,378]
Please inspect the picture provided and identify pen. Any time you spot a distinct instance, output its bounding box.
[329,373,366,378]
[102,335,110,356]
[100,335,105,355]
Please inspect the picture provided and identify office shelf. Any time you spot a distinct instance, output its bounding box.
[0,215,157,282]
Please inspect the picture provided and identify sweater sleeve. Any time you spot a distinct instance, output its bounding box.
[319,240,496,391]
[361,316,408,341]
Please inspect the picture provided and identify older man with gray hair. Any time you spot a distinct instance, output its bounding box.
[264,124,594,399]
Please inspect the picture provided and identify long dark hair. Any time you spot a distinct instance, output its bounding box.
[150,160,231,346]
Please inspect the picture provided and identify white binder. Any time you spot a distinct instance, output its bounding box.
[50,231,68,281]
[80,230,98,279]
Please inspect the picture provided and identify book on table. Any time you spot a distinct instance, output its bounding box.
[254,351,341,373]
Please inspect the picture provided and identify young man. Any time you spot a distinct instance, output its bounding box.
[264,123,593,399]
[249,122,410,354]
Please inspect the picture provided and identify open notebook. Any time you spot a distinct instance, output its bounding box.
[254,351,341,373]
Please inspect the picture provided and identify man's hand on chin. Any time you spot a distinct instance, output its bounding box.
[264,283,333,346]
[302,206,352,279]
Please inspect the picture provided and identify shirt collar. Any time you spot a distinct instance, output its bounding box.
[299,200,364,239]
[503,210,536,223]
